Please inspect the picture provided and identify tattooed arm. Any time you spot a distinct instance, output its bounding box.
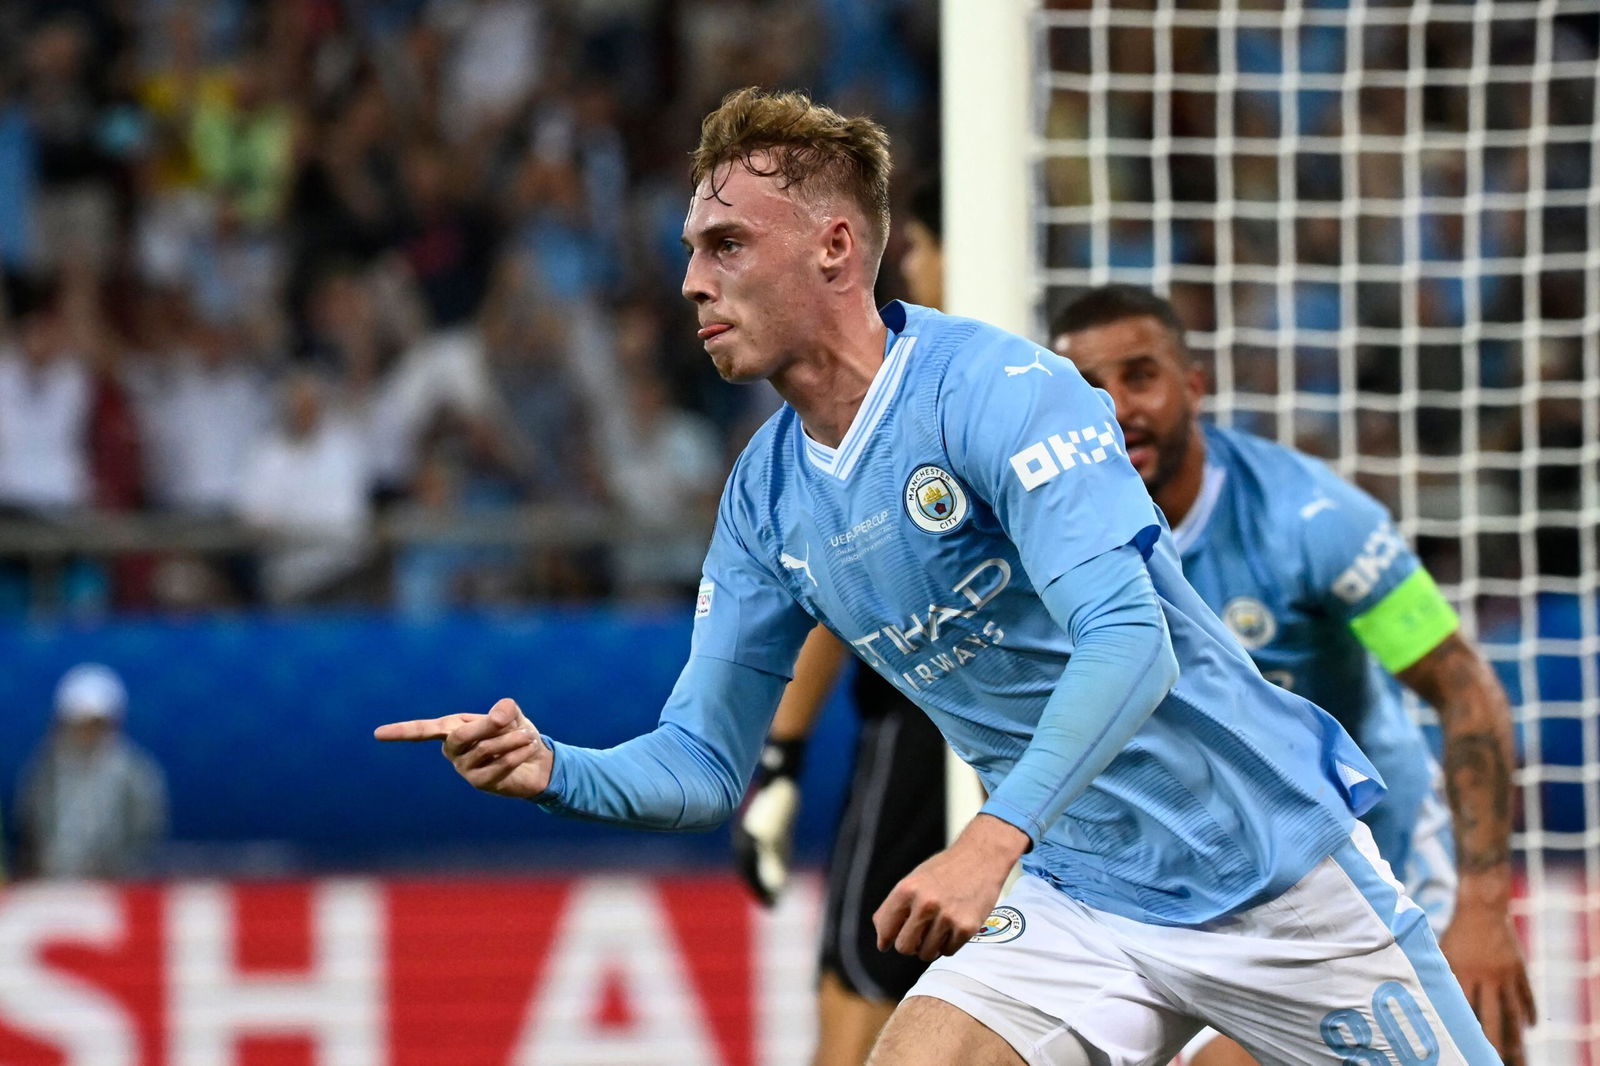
[1397,632,1535,1064]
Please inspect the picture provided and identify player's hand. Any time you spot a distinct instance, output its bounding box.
[374,698,553,800]
[1439,902,1536,1066]
[873,814,1028,962]
[732,739,805,906]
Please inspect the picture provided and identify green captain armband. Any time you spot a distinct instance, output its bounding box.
[1348,568,1461,673]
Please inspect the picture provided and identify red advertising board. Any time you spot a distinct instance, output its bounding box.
[0,872,1588,1064]
[0,875,820,1066]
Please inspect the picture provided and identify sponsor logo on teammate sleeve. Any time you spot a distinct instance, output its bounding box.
[1008,422,1124,491]
[694,579,714,619]
[973,905,1026,943]
[904,465,971,534]
[1331,522,1407,604]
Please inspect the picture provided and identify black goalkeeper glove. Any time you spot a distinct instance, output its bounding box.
[732,738,806,907]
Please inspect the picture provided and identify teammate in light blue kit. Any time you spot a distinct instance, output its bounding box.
[1052,286,1532,1066]
[378,90,1503,1065]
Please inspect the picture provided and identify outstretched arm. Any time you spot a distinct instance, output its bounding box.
[1397,632,1534,1064]
[376,654,790,831]
[378,442,815,832]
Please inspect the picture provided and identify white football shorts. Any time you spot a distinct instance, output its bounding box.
[905,822,1497,1066]
[1180,790,1460,1063]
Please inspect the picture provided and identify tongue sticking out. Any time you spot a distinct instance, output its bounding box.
[698,323,732,340]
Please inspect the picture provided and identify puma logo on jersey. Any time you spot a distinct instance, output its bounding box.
[1300,496,1336,520]
[1009,422,1123,491]
[779,546,818,586]
[1004,352,1055,377]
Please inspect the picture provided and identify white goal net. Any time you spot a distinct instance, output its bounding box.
[1018,1,1600,1060]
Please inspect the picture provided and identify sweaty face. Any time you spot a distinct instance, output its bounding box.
[1053,316,1203,494]
[898,219,944,309]
[680,162,826,383]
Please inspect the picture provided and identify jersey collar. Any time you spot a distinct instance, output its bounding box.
[1171,461,1226,555]
[801,312,918,480]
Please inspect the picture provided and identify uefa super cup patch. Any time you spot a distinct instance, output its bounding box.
[904,464,970,535]
[973,905,1025,944]
[695,580,714,619]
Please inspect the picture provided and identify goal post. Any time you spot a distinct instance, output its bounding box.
[945,1,1600,1060]
[941,0,1037,336]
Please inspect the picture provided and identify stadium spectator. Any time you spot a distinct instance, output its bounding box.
[475,299,612,599]
[369,327,501,502]
[283,73,405,318]
[21,14,126,275]
[435,0,547,144]
[676,0,829,120]
[600,373,723,600]
[185,199,287,338]
[504,131,613,310]
[133,312,273,517]
[393,138,498,330]
[390,410,525,615]
[236,369,372,604]
[0,305,92,513]
[69,265,155,609]
[14,663,169,880]
[0,273,151,612]
[189,46,296,229]
[307,265,500,506]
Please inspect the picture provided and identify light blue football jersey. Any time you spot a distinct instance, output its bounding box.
[691,303,1382,926]
[1173,424,1453,878]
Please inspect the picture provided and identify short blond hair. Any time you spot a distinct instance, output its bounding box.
[692,87,893,276]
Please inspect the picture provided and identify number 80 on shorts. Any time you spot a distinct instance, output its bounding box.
[1320,981,1440,1066]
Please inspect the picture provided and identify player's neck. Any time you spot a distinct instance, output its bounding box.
[774,310,891,450]
[1154,426,1208,527]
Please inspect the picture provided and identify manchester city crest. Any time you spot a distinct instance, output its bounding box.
[904,465,970,534]
[1222,596,1278,649]
[973,905,1025,944]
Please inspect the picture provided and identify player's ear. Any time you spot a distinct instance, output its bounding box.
[1185,356,1209,405]
[818,217,853,282]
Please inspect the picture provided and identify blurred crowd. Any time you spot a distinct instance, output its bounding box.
[1039,6,1598,588]
[0,1,1590,618]
[0,0,937,614]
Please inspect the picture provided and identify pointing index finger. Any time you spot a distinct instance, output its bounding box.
[374,714,476,742]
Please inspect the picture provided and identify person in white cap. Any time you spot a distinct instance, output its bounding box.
[14,663,169,879]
